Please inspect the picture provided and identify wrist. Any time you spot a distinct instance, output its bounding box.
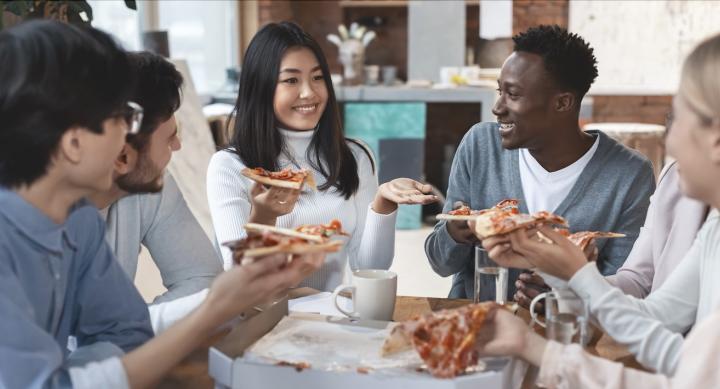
[518,330,547,366]
[564,260,587,280]
[181,300,223,338]
[249,208,277,225]
[372,192,398,214]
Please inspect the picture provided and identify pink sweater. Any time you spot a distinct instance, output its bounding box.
[538,310,720,388]
[606,161,708,297]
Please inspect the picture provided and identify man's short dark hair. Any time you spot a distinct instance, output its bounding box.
[125,52,184,152]
[513,25,598,99]
[0,20,134,188]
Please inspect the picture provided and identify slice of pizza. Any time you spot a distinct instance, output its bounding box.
[224,223,342,265]
[381,302,498,378]
[474,210,568,239]
[435,198,520,221]
[294,219,349,238]
[551,229,626,250]
[534,229,625,250]
[241,167,317,190]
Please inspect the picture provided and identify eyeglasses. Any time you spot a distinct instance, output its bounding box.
[115,101,144,135]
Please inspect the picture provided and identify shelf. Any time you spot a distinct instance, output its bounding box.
[339,0,476,8]
[339,0,408,7]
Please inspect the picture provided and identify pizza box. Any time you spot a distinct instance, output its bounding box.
[208,297,522,389]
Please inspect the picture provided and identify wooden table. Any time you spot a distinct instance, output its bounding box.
[160,289,640,388]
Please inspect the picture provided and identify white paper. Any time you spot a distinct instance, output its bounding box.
[288,292,352,317]
[244,315,424,374]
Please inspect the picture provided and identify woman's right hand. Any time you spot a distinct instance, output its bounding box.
[248,182,301,225]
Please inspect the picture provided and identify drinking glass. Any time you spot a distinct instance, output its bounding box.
[530,289,590,346]
[474,246,509,304]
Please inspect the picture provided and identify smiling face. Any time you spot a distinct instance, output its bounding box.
[116,115,181,193]
[273,47,328,131]
[666,93,720,203]
[492,51,564,150]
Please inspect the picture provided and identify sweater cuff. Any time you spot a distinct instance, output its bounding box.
[365,204,397,242]
[367,203,398,222]
[568,262,614,301]
[69,357,130,389]
[534,270,569,290]
[537,340,567,387]
[148,288,209,334]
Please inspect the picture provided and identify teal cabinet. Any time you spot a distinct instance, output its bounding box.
[344,103,426,229]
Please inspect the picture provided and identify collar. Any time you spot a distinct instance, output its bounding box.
[0,188,78,253]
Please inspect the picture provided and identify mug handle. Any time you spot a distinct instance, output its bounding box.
[332,284,357,318]
[529,292,548,328]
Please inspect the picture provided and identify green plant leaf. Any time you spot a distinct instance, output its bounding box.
[4,0,33,16]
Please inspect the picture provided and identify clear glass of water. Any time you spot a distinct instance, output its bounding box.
[474,245,509,304]
[532,289,590,346]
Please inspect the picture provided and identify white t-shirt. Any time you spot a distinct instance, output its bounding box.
[519,136,600,213]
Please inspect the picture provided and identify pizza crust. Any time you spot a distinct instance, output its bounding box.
[381,302,499,378]
[241,167,317,190]
[380,322,414,356]
[244,223,325,243]
[435,214,479,221]
[242,240,343,259]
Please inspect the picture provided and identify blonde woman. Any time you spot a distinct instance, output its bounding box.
[476,33,720,387]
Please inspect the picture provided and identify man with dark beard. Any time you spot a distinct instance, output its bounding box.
[88,52,222,332]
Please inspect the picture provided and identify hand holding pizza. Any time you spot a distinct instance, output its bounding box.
[372,178,438,214]
[507,225,589,280]
[445,202,480,245]
[248,182,301,224]
[478,228,535,269]
[203,251,324,326]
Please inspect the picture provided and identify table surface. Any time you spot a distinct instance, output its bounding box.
[160,288,640,388]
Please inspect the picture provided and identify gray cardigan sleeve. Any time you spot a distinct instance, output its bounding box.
[424,131,475,277]
[596,159,655,276]
[142,174,222,304]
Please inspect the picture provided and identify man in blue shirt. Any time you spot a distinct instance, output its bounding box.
[0,20,323,388]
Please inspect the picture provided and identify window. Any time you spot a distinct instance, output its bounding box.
[157,0,239,95]
[88,0,239,96]
[87,0,141,51]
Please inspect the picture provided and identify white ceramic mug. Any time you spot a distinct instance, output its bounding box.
[332,269,397,321]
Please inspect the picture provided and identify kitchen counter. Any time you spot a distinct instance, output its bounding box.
[212,85,497,122]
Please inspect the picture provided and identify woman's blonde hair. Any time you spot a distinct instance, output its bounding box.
[680,33,720,122]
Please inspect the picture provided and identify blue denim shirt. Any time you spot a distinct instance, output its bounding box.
[0,188,153,388]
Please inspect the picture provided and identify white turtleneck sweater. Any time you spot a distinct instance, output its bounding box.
[206,128,397,291]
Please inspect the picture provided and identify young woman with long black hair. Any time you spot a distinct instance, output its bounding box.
[207,22,436,291]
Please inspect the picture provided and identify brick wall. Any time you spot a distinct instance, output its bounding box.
[344,6,408,80]
[513,0,569,35]
[257,0,293,26]
[591,95,671,125]
[291,2,344,74]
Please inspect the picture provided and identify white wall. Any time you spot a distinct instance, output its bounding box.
[570,1,720,94]
[408,1,466,82]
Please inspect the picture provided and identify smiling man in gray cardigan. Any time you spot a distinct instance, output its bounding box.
[425,25,655,301]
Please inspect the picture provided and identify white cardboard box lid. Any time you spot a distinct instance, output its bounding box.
[209,301,517,389]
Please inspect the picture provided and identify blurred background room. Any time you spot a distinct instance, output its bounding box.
[4,0,719,299]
